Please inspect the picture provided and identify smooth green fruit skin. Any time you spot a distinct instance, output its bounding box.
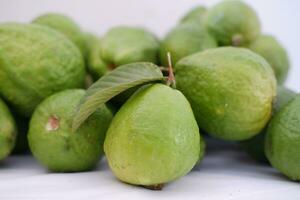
[84,33,108,81]
[101,26,160,67]
[241,87,296,163]
[248,35,289,85]
[180,6,207,25]
[104,84,201,186]
[160,23,217,66]
[205,0,260,46]
[265,95,300,180]
[175,47,276,141]
[0,23,85,117]
[0,98,16,160]
[32,13,87,58]
[28,89,113,172]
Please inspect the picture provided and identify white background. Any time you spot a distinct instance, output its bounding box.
[0,0,299,91]
[1,1,300,199]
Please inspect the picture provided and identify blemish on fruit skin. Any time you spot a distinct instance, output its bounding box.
[46,115,59,131]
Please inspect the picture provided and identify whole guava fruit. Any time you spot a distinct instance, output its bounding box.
[104,84,201,188]
[160,23,217,66]
[205,0,261,46]
[0,98,17,160]
[28,89,113,172]
[241,87,296,163]
[180,6,207,25]
[32,13,87,57]
[175,47,276,141]
[265,94,300,181]
[0,23,85,117]
[100,26,160,68]
[248,34,290,85]
[83,33,108,81]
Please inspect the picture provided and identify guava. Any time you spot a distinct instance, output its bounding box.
[83,33,108,81]
[28,89,113,172]
[0,23,85,117]
[100,26,160,68]
[175,47,276,141]
[265,94,300,180]
[205,0,261,46]
[180,6,207,25]
[241,87,296,163]
[160,23,217,66]
[0,98,17,160]
[32,13,87,57]
[248,34,289,85]
[104,84,201,189]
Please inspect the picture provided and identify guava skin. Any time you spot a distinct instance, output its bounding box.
[241,87,296,163]
[32,13,87,58]
[0,98,17,160]
[180,6,207,25]
[175,47,276,141]
[104,84,201,186]
[265,95,300,181]
[205,0,261,46]
[0,23,85,117]
[160,23,217,66]
[84,33,108,81]
[248,35,289,85]
[100,26,160,67]
[28,89,113,172]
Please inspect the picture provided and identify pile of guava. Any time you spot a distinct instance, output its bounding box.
[0,0,299,191]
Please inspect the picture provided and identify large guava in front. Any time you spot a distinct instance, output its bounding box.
[175,47,276,141]
[0,23,85,116]
[104,84,201,187]
[28,89,113,172]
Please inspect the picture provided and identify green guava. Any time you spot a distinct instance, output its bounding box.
[0,98,17,160]
[83,33,108,81]
[32,13,87,57]
[265,94,300,180]
[205,0,261,46]
[241,87,296,163]
[180,6,207,25]
[160,23,217,66]
[248,34,290,85]
[28,89,113,172]
[0,23,85,117]
[100,26,160,68]
[104,84,201,188]
[175,47,276,141]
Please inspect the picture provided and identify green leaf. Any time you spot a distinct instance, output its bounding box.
[72,62,165,131]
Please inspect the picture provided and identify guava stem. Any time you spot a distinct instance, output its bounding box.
[166,52,176,88]
[143,183,164,190]
[108,63,116,70]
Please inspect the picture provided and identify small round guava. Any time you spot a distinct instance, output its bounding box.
[180,6,207,25]
[32,13,87,57]
[100,26,160,68]
[0,98,17,160]
[160,23,217,66]
[104,84,201,188]
[205,0,261,46]
[265,94,300,180]
[241,87,296,163]
[175,47,276,141]
[0,23,85,116]
[28,89,113,172]
[83,33,108,81]
[248,34,290,85]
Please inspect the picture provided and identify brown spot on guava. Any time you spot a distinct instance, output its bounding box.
[46,115,59,131]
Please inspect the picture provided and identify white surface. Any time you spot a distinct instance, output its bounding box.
[1,1,300,199]
[0,144,300,200]
[0,0,300,91]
